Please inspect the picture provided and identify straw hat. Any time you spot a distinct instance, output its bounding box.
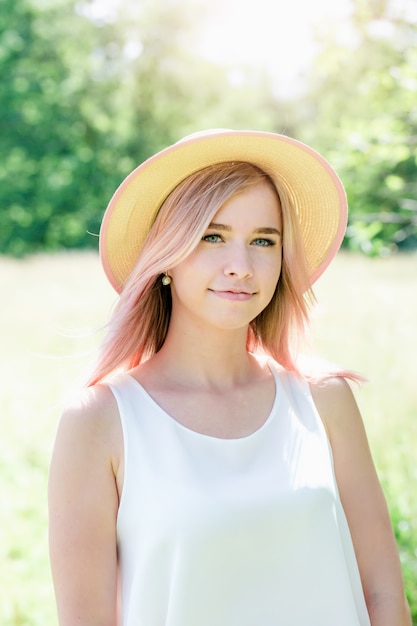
[99,129,347,293]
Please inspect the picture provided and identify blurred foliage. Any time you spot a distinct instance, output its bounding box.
[1,0,121,254]
[1,0,416,255]
[0,0,283,254]
[391,504,417,624]
[299,0,417,254]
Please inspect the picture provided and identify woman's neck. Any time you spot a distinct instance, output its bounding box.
[147,322,257,391]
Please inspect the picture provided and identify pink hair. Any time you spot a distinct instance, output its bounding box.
[87,162,319,386]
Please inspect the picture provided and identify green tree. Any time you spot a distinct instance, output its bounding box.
[1,0,283,255]
[300,0,417,254]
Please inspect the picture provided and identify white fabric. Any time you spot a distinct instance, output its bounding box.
[109,362,371,626]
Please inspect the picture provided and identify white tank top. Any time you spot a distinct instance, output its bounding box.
[108,361,371,626]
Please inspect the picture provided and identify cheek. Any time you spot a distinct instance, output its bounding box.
[171,248,214,280]
[265,260,282,300]
[170,255,207,295]
[264,250,282,280]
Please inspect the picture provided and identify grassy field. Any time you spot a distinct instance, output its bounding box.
[1,251,416,624]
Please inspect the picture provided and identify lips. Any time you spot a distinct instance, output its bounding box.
[209,288,255,301]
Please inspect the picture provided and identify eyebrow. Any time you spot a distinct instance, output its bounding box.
[208,222,282,236]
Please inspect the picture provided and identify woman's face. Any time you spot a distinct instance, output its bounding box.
[169,182,283,333]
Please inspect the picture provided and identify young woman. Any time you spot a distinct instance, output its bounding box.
[49,130,411,626]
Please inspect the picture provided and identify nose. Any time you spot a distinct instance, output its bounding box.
[223,243,253,279]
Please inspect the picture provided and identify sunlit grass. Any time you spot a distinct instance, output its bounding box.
[0,252,115,626]
[312,252,417,619]
[1,251,416,624]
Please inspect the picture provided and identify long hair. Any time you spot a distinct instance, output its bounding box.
[87,162,314,385]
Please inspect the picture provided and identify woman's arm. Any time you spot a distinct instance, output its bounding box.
[48,385,123,626]
[310,377,411,626]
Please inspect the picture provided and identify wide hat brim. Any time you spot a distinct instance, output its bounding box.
[100,129,347,293]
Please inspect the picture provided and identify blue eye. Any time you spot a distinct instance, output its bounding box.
[252,238,275,247]
[202,234,222,243]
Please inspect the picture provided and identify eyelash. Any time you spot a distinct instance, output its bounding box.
[202,234,276,247]
[202,234,223,243]
[253,238,275,247]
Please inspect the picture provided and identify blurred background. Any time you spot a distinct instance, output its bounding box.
[2,0,417,257]
[1,0,416,623]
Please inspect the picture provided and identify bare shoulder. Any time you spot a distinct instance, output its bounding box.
[49,384,123,545]
[61,382,118,421]
[49,384,122,625]
[308,376,363,442]
[53,383,122,474]
[308,375,358,411]
[59,383,119,429]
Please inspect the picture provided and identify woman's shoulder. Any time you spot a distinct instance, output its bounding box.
[263,352,364,439]
[55,383,122,461]
[61,383,118,423]
[265,355,359,416]
[308,374,356,403]
[308,375,364,445]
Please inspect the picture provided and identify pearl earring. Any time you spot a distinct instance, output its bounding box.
[162,273,172,286]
